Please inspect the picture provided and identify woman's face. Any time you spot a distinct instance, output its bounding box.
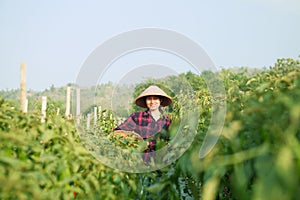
[145,96,161,111]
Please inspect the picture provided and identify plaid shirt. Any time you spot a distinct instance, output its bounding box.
[115,110,171,153]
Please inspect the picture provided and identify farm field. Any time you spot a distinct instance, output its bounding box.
[1,58,300,199]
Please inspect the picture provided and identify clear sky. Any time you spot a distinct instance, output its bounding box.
[1,0,299,91]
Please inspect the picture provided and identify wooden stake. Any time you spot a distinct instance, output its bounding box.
[20,62,27,112]
[86,113,91,130]
[94,106,97,127]
[98,106,102,117]
[76,88,81,124]
[24,99,28,113]
[41,96,47,123]
[65,86,71,118]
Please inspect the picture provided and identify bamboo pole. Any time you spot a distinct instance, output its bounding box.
[20,62,27,112]
[98,106,102,117]
[76,88,80,124]
[41,96,47,123]
[93,106,97,127]
[86,113,91,130]
[65,86,71,118]
[24,98,28,113]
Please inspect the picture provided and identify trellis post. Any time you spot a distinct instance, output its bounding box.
[41,96,47,123]
[93,106,97,127]
[65,86,71,118]
[76,88,81,124]
[86,113,91,130]
[20,62,27,113]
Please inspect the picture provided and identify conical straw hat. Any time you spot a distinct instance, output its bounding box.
[135,85,172,108]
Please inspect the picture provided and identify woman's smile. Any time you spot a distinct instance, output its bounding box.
[146,96,161,111]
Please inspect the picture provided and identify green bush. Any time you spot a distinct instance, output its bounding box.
[0,57,299,199]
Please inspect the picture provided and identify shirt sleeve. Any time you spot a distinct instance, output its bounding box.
[159,116,171,141]
[165,116,171,130]
[114,113,137,131]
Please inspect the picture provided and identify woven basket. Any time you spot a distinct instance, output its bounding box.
[111,130,143,140]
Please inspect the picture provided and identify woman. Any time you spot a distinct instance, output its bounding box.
[114,85,172,162]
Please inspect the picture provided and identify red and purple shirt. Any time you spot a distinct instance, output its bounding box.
[115,110,171,152]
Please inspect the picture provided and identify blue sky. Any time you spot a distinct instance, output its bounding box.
[0,0,299,91]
